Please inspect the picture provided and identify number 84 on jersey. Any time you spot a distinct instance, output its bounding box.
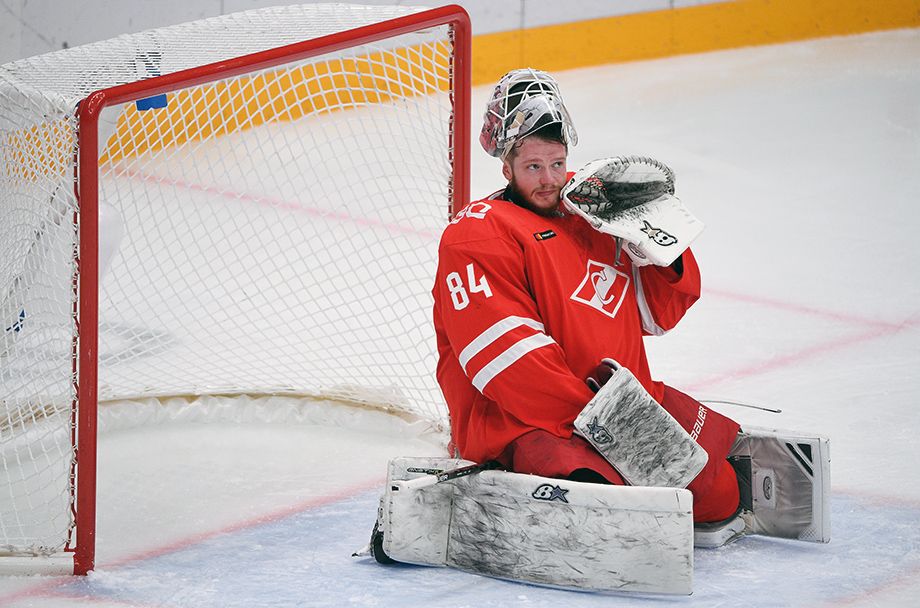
[446,263,492,311]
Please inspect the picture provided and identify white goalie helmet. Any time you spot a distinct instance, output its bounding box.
[479,68,578,159]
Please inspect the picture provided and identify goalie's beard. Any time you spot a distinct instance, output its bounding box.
[502,180,563,218]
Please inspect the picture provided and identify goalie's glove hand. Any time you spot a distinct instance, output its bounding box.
[562,156,703,268]
[562,156,675,221]
[586,357,620,393]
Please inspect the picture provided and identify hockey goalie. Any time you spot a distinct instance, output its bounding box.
[358,69,830,595]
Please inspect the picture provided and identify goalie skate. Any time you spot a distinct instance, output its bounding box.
[693,510,747,548]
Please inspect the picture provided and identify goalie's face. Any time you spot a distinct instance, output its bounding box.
[502,137,568,215]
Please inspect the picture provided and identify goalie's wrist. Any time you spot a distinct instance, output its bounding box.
[670,254,684,276]
[655,254,684,279]
[645,254,685,283]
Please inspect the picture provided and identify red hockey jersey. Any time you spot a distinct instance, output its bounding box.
[433,191,702,463]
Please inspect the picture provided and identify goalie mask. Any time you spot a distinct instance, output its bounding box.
[480,68,578,159]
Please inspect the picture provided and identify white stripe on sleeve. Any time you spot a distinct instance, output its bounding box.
[470,332,556,393]
[458,316,545,371]
[632,266,667,337]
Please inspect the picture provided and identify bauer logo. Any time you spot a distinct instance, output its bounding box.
[570,259,630,319]
[533,229,556,241]
[532,483,569,503]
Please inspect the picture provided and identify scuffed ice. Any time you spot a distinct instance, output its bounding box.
[55,490,920,608]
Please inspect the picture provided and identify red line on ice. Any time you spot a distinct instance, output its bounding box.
[112,165,442,240]
[705,286,903,331]
[827,559,920,607]
[106,476,384,569]
[0,478,382,605]
[820,489,920,607]
[683,314,919,393]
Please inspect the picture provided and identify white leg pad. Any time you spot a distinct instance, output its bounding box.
[380,457,695,595]
[729,426,830,543]
[381,456,473,565]
[574,361,708,488]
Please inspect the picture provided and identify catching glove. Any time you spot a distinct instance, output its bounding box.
[562,156,703,267]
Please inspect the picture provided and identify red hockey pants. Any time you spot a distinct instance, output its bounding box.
[500,385,741,523]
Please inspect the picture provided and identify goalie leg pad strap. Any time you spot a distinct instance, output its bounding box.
[574,361,708,488]
[729,426,830,543]
[381,457,695,595]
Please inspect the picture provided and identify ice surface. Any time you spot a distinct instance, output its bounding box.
[1,27,919,607]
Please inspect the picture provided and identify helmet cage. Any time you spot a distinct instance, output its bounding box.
[479,68,578,158]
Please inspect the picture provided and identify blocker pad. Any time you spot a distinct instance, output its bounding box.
[574,361,708,488]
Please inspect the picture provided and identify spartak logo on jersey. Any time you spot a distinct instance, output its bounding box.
[570,259,630,319]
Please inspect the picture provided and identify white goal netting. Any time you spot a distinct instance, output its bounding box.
[0,4,462,559]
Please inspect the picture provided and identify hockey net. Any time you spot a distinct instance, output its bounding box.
[0,4,469,572]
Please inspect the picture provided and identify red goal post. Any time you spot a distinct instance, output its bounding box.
[0,4,470,575]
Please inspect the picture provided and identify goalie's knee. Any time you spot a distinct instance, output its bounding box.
[688,459,741,523]
[502,429,625,484]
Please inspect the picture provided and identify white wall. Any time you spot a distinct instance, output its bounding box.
[0,0,722,65]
